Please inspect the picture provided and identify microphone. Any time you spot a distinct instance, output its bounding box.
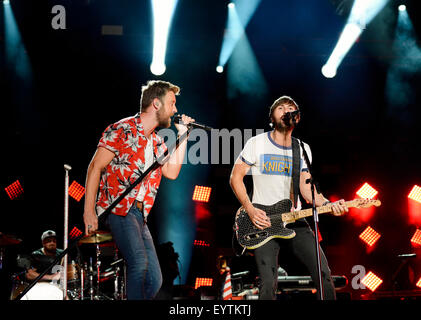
[173,114,213,131]
[64,164,72,171]
[282,110,300,125]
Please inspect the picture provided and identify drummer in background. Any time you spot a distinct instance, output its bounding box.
[25,230,63,282]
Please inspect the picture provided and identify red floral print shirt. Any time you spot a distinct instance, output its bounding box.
[96,113,167,219]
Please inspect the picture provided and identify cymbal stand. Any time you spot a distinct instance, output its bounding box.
[80,263,85,300]
[113,264,120,300]
[96,244,101,299]
[89,258,94,300]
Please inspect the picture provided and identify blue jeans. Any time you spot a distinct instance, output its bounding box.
[108,203,162,300]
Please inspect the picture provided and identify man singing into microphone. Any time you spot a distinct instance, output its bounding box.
[83,80,194,300]
[230,95,348,300]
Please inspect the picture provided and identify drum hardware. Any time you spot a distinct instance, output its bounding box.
[10,230,127,300]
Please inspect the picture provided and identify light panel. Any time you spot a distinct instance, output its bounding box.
[192,186,212,203]
[68,181,85,202]
[408,185,421,203]
[194,277,213,290]
[356,183,378,199]
[5,180,23,200]
[359,226,381,247]
[361,271,383,292]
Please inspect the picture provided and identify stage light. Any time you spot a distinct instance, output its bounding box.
[410,229,421,247]
[68,181,85,201]
[322,22,362,78]
[321,64,337,78]
[192,185,212,202]
[361,271,383,292]
[416,277,421,288]
[216,65,224,73]
[408,185,421,204]
[194,240,210,247]
[194,277,213,289]
[398,5,406,11]
[356,182,378,199]
[5,180,23,200]
[69,227,83,240]
[359,226,381,247]
[3,0,10,5]
[150,0,178,76]
[217,0,261,70]
[322,0,388,78]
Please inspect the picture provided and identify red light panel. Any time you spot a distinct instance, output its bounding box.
[356,183,378,199]
[410,229,421,246]
[69,181,85,201]
[416,277,421,288]
[359,226,381,247]
[5,180,23,200]
[69,227,83,240]
[408,185,421,203]
[361,271,383,292]
[194,277,213,289]
[194,240,210,247]
[192,186,212,202]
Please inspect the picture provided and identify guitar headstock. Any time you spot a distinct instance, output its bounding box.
[352,198,381,208]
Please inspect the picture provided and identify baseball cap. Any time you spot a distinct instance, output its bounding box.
[41,230,56,241]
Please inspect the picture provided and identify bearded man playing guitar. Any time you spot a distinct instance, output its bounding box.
[229,95,349,300]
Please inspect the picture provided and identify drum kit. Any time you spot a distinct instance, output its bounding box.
[4,231,127,300]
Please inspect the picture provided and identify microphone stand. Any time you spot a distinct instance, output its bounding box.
[14,127,192,300]
[298,138,324,300]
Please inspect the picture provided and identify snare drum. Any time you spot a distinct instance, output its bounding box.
[20,282,64,300]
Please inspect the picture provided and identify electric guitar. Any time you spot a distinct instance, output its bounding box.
[234,198,381,249]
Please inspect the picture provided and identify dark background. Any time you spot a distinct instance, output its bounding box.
[1,0,420,300]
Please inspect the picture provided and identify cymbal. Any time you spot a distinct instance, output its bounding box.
[78,231,112,244]
[0,232,22,246]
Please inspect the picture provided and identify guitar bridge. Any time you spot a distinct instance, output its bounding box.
[244,231,269,241]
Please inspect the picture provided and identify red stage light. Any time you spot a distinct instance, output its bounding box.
[192,186,212,202]
[408,185,421,203]
[410,229,421,247]
[5,180,23,200]
[416,277,421,288]
[195,277,213,289]
[194,240,210,247]
[69,227,83,240]
[356,183,378,199]
[361,271,383,292]
[359,226,381,247]
[68,181,85,201]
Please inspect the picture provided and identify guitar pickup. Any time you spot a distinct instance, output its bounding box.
[245,231,268,240]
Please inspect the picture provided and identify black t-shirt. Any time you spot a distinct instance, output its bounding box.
[31,248,64,275]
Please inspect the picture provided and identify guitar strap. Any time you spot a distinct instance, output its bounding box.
[291,137,301,209]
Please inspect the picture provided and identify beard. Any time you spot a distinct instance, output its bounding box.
[44,244,57,255]
[272,117,293,131]
[156,106,171,128]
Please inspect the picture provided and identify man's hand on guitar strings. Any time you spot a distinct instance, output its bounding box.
[246,206,271,230]
[331,199,348,216]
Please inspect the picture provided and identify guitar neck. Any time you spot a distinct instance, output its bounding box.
[282,200,364,223]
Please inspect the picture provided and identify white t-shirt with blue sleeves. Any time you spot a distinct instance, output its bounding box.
[239,131,312,210]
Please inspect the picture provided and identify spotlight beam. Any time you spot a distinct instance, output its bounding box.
[150,0,178,75]
[217,0,262,71]
[322,0,389,78]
